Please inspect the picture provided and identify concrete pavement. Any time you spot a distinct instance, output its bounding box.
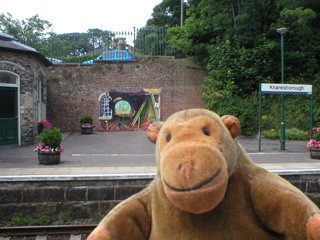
[0,131,320,180]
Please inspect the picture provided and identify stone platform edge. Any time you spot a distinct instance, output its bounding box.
[1,169,320,182]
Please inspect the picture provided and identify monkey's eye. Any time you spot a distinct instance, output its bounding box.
[166,133,172,142]
[202,128,210,136]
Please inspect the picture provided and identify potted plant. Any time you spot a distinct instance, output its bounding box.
[307,127,320,160]
[80,114,95,134]
[34,127,64,165]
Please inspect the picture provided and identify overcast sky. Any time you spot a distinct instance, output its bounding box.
[2,0,163,34]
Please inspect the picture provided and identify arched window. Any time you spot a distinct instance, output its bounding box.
[0,72,17,85]
[101,95,113,118]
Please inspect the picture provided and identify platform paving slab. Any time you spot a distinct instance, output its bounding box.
[0,131,319,179]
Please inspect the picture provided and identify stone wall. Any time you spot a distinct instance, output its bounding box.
[0,176,152,226]
[47,57,207,132]
[0,52,48,145]
[0,173,320,226]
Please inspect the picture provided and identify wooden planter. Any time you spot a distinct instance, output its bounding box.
[38,152,61,165]
[81,127,93,134]
[310,148,320,160]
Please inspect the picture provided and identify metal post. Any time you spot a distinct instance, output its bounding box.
[133,27,136,57]
[51,34,53,60]
[259,84,262,152]
[181,0,184,27]
[280,33,286,150]
[310,94,314,139]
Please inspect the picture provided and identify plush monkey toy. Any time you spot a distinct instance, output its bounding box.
[88,109,320,240]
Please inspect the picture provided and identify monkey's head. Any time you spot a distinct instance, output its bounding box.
[147,109,241,214]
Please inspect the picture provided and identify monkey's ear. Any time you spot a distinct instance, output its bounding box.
[147,122,164,144]
[221,115,241,138]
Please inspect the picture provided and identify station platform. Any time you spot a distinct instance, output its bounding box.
[0,131,319,181]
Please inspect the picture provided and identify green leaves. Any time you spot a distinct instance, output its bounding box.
[168,0,320,134]
[0,13,51,41]
[40,127,63,149]
[147,0,189,27]
[80,114,93,125]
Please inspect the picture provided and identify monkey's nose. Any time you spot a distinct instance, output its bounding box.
[179,162,195,187]
[178,161,195,171]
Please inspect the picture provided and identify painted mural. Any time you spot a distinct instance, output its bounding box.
[97,88,161,131]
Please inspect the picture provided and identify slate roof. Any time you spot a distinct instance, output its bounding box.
[0,32,52,66]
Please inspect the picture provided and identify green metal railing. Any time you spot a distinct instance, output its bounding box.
[19,27,174,64]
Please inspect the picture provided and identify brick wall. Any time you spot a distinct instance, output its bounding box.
[47,57,207,132]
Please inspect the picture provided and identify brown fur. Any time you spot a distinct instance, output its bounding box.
[88,109,320,240]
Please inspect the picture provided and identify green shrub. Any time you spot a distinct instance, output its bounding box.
[95,212,105,222]
[262,129,279,140]
[91,63,103,72]
[38,215,51,225]
[80,114,93,124]
[60,54,100,63]
[262,128,308,141]
[203,89,259,136]
[40,127,63,148]
[56,214,71,225]
[11,213,36,226]
[286,128,309,141]
[117,63,123,71]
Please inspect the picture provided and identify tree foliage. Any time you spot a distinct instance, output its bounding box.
[134,27,174,56]
[169,0,320,134]
[0,12,52,42]
[48,29,115,58]
[0,13,121,62]
[134,0,189,56]
[147,0,189,27]
[87,28,115,51]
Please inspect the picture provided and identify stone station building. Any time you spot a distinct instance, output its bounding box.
[0,33,51,146]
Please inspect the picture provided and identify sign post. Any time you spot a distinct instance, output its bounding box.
[259,83,313,151]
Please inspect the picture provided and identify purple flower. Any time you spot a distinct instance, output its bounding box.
[81,123,95,128]
[34,144,64,153]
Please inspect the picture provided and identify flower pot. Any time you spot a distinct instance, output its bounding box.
[81,127,93,134]
[310,148,320,160]
[38,152,61,165]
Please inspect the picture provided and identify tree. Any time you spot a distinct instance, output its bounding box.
[147,0,189,27]
[0,13,121,61]
[168,0,320,134]
[271,7,319,82]
[133,0,189,56]
[49,32,92,58]
[87,28,115,51]
[0,12,52,42]
[134,27,174,56]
